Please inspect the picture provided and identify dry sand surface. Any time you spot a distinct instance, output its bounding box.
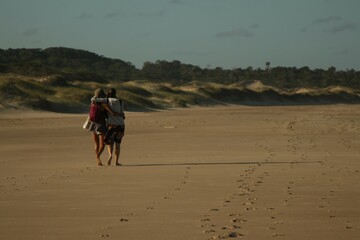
[0,105,359,240]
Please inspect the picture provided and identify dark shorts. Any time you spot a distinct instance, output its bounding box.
[104,125,125,144]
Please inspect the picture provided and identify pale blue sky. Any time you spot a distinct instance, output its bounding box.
[1,0,359,70]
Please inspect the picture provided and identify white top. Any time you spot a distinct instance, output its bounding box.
[107,98,125,126]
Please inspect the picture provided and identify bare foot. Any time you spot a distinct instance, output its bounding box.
[115,163,122,166]
[97,157,103,166]
[107,156,112,166]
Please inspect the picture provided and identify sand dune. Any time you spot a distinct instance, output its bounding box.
[0,105,359,239]
[1,74,360,112]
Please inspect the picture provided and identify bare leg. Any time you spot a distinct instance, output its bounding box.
[92,133,103,166]
[115,131,124,166]
[115,143,121,166]
[107,143,114,166]
[96,134,105,166]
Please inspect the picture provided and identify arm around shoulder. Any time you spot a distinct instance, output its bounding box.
[102,103,120,116]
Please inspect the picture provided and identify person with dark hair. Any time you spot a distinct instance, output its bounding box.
[89,88,119,166]
[104,88,126,166]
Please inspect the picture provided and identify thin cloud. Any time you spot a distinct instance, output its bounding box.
[312,16,342,25]
[78,13,93,20]
[137,10,165,17]
[216,28,254,38]
[332,49,349,56]
[22,28,39,37]
[301,16,342,32]
[325,22,357,33]
[105,12,121,19]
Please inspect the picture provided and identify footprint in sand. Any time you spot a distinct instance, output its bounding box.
[267,227,276,230]
[215,232,244,239]
[245,206,257,211]
[272,233,285,237]
[201,218,211,222]
[222,225,241,230]
[243,201,254,206]
[210,208,220,212]
[229,213,242,217]
[231,218,247,223]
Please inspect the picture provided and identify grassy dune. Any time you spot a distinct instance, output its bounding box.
[0,74,359,113]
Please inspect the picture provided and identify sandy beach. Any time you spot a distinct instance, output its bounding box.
[0,105,359,240]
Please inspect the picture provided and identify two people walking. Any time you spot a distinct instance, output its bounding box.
[89,88,125,166]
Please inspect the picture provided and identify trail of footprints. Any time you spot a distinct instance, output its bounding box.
[254,143,275,163]
[317,165,358,231]
[1,165,193,239]
[98,112,359,238]
[319,113,359,231]
[145,166,191,210]
[197,119,320,239]
[2,164,234,239]
[284,117,353,230]
[99,166,193,238]
[199,164,288,239]
[3,111,358,239]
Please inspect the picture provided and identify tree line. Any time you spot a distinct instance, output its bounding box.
[0,47,359,89]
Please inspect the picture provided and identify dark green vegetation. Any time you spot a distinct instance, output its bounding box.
[0,47,359,112]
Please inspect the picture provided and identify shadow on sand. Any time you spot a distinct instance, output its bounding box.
[122,161,321,167]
